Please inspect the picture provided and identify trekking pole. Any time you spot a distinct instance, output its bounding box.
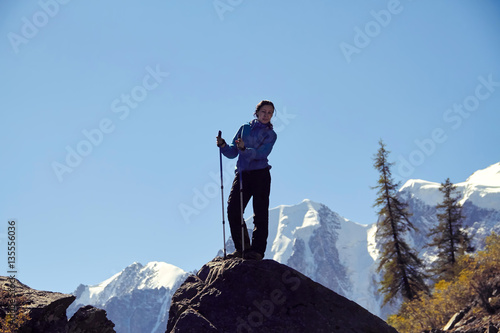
[238,127,246,257]
[218,131,227,259]
[239,171,245,257]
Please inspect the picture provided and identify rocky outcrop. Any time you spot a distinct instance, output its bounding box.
[67,305,116,333]
[0,276,115,332]
[166,257,398,333]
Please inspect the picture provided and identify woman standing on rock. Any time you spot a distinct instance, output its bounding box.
[216,100,277,260]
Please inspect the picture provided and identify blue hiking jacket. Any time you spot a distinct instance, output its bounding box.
[221,119,277,172]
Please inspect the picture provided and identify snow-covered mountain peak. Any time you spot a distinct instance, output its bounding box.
[69,261,189,333]
[250,199,377,312]
[465,162,500,186]
[400,162,500,211]
[273,198,322,213]
[72,261,188,308]
[400,179,442,207]
[137,261,187,290]
[458,162,500,210]
[87,271,122,299]
[269,199,322,263]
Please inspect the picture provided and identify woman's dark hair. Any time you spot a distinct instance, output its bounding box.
[254,100,275,117]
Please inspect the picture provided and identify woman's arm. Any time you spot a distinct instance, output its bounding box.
[220,125,245,159]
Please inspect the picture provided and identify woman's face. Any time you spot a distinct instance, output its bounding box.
[257,105,274,124]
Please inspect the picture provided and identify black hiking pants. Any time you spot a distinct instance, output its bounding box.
[227,167,271,256]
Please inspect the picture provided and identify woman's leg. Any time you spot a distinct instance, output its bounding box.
[250,168,271,257]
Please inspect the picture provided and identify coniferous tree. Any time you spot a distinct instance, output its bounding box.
[427,178,471,282]
[372,140,428,305]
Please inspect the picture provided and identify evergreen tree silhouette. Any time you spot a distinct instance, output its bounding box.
[427,178,472,282]
[372,140,428,305]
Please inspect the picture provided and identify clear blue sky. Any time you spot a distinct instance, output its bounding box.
[1,1,499,293]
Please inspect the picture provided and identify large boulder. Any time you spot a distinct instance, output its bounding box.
[166,257,398,333]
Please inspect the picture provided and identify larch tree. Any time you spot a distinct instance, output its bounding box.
[372,140,428,305]
[427,178,472,282]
